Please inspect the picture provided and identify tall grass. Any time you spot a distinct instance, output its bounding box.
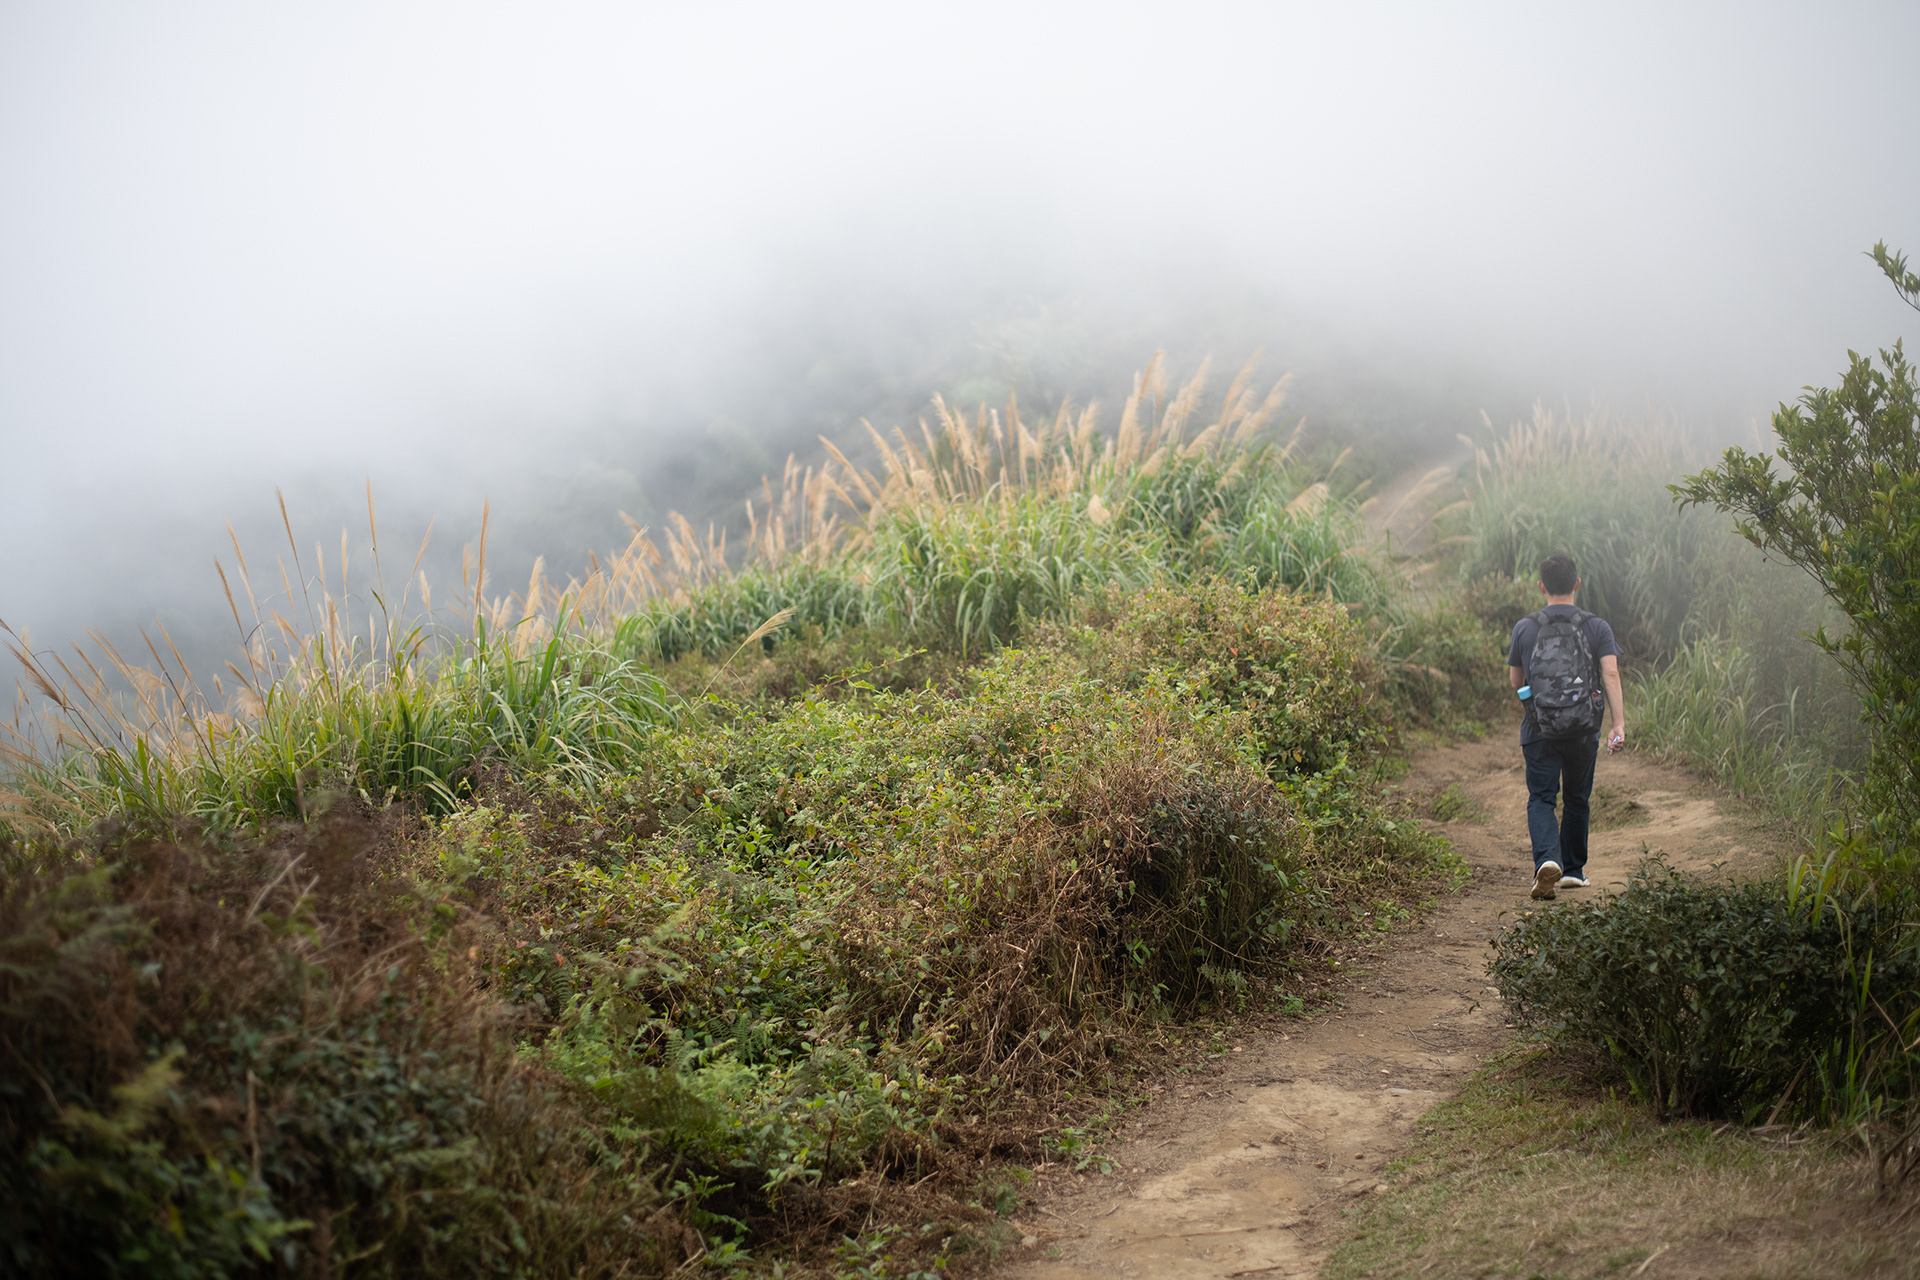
[1630,634,1853,839]
[3,495,678,831]
[7,614,675,831]
[6,354,1401,835]
[1452,405,1741,658]
[624,357,1382,660]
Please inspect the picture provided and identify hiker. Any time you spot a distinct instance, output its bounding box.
[1508,553,1626,901]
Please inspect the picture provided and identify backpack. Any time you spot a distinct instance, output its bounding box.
[1524,607,1605,739]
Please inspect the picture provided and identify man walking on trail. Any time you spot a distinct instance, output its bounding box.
[1508,554,1626,901]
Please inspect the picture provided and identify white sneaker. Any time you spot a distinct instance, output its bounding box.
[1531,861,1561,900]
[1557,873,1589,889]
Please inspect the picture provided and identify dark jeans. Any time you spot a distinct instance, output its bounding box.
[1522,736,1599,876]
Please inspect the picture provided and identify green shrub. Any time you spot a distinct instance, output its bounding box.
[1370,591,1513,734]
[371,582,1454,1242]
[1491,863,1920,1123]
[649,620,968,708]
[0,818,682,1278]
[1041,578,1390,776]
[450,647,1307,1075]
[396,654,1305,1240]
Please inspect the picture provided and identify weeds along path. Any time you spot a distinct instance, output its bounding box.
[996,735,1783,1280]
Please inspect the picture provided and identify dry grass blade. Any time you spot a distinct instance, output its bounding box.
[1235,373,1294,445]
[10,642,71,711]
[1286,483,1331,517]
[473,499,492,628]
[700,607,797,698]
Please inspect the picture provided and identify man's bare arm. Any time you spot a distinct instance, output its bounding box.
[1510,664,1525,689]
[1600,654,1625,748]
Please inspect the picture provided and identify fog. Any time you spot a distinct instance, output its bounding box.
[3,1,1916,673]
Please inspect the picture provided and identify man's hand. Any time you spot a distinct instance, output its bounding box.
[1599,655,1625,753]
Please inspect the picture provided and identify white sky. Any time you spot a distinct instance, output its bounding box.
[2,1,1916,645]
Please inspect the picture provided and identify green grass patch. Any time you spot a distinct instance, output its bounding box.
[1326,1048,1919,1280]
[1427,782,1488,824]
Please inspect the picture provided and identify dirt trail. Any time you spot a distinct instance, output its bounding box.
[997,736,1784,1280]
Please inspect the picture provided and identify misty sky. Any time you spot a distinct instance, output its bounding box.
[3,1,1916,660]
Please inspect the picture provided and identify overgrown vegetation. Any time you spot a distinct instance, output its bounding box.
[0,816,687,1278]
[2,356,1481,1275]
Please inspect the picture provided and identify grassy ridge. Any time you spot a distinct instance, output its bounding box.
[2,358,1486,1277]
[4,359,1430,836]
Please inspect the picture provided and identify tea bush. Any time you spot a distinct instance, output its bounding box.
[1492,864,1920,1123]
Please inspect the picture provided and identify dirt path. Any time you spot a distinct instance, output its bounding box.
[996,735,1785,1280]
[1356,460,1459,555]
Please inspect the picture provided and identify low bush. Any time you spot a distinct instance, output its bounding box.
[1371,591,1513,734]
[648,620,969,709]
[1492,863,1920,1131]
[1039,578,1390,776]
[0,816,686,1278]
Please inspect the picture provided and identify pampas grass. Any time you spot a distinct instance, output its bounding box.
[5,353,1386,834]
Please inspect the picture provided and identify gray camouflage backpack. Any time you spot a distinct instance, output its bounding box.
[1525,608,1605,739]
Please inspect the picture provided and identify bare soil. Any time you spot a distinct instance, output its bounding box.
[994,735,1789,1280]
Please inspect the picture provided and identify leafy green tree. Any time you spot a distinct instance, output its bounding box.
[1672,244,1920,865]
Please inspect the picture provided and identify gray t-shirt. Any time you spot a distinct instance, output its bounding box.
[1508,605,1620,745]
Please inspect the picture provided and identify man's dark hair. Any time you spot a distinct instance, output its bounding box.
[1540,554,1578,596]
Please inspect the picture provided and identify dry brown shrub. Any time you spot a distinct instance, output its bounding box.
[0,814,690,1278]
